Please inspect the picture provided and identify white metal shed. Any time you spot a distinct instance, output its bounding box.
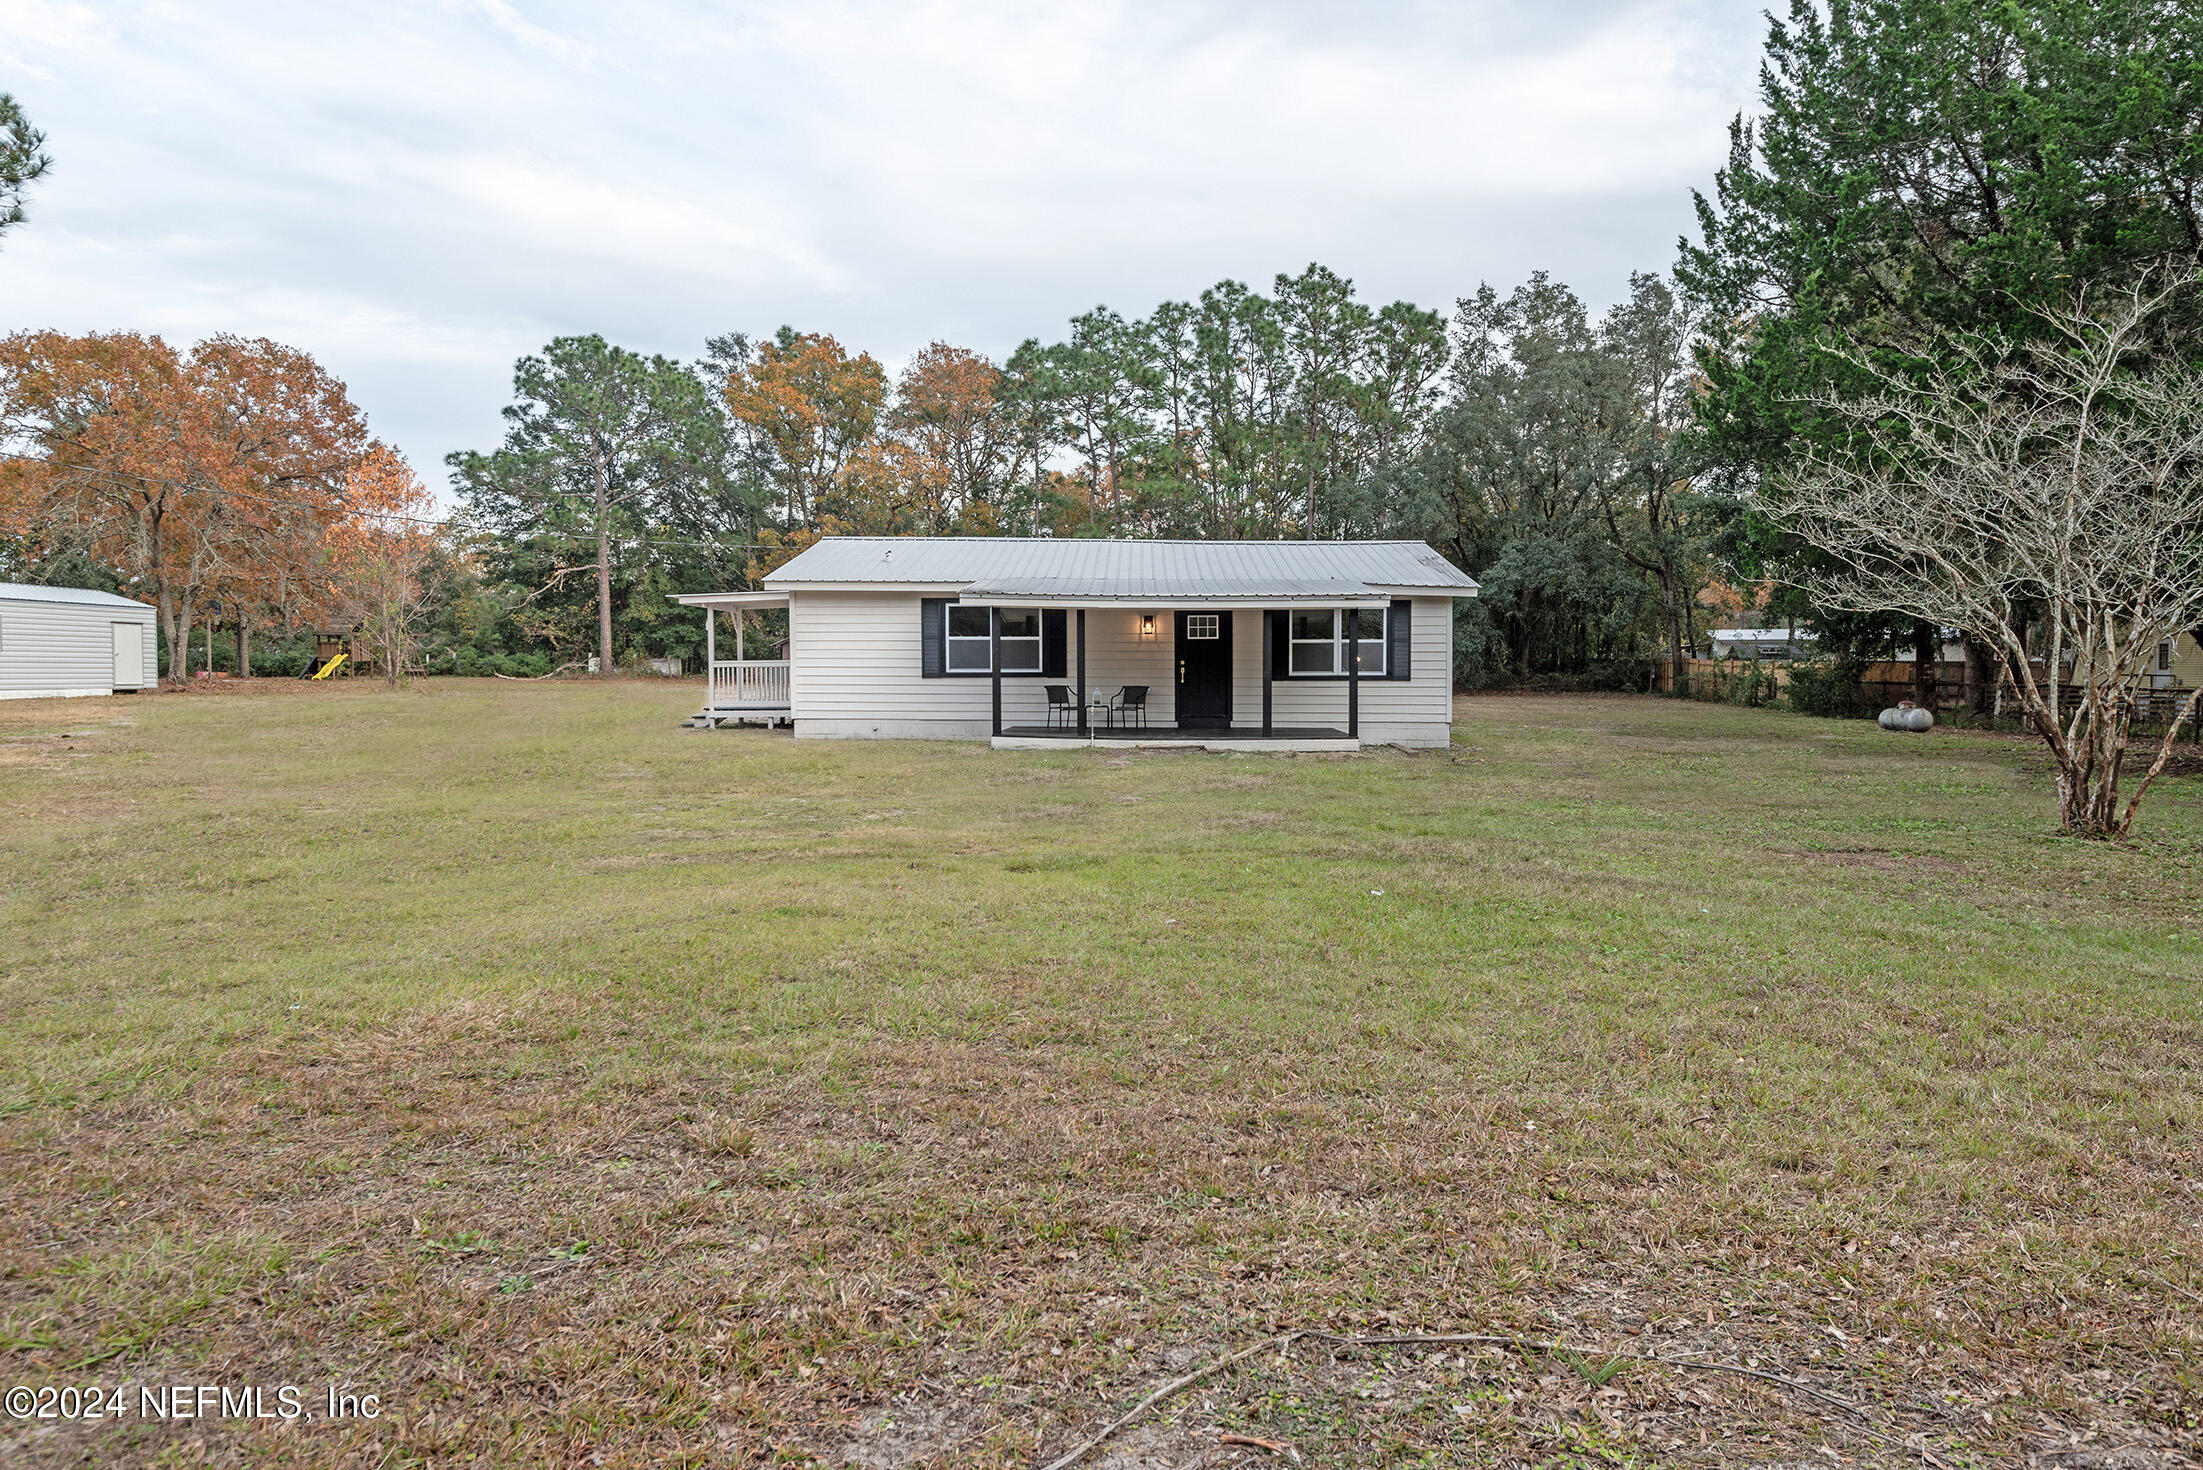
[0,583,159,700]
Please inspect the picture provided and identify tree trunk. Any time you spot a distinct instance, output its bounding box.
[1961,634,1995,721]
[173,604,194,688]
[2042,694,2131,838]
[158,577,195,689]
[157,581,178,685]
[1912,620,1938,707]
[1659,564,1684,668]
[238,622,250,678]
[595,456,614,677]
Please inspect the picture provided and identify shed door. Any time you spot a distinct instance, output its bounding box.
[112,622,143,690]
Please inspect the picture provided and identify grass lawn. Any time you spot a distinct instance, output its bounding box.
[1,678,2198,1468]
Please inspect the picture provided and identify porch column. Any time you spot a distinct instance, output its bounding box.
[1346,607,1360,741]
[1261,609,1273,737]
[735,609,745,661]
[705,607,715,678]
[990,605,1003,737]
[1076,608,1088,734]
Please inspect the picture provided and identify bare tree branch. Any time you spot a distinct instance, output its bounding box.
[1775,266,2203,836]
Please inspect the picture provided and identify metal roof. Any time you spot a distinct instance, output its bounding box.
[0,582,154,610]
[761,538,1478,602]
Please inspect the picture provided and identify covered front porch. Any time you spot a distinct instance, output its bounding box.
[963,596,1388,753]
[672,591,791,727]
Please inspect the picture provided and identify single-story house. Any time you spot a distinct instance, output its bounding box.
[0,582,158,700]
[673,537,1479,750]
[1708,627,1818,660]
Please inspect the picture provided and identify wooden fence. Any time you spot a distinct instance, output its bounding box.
[1652,659,1790,696]
[1654,657,2201,739]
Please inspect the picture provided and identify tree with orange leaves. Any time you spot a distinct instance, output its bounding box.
[722,328,885,526]
[888,342,1018,533]
[0,330,369,684]
[325,444,440,687]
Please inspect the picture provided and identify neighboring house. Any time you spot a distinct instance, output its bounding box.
[674,537,1479,750]
[1708,627,1818,661]
[0,583,157,700]
[1889,635,1968,664]
[2151,631,2203,690]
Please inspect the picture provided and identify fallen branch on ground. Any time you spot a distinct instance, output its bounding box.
[1218,1431,1297,1459]
[1034,1326,1878,1470]
[1036,1332,1306,1470]
[2142,1269,2203,1307]
[1303,1331,1869,1419]
[492,662,587,681]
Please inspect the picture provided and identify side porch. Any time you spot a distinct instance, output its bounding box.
[672,591,791,727]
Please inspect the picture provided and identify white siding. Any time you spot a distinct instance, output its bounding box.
[0,596,158,700]
[1228,599,1454,747]
[788,592,1456,746]
[789,593,1175,739]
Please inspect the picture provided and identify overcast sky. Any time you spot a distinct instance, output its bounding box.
[3,0,1767,495]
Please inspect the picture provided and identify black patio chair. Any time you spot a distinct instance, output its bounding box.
[1110,685,1149,729]
[1044,684,1077,729]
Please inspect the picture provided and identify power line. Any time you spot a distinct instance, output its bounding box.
[0,451,779,552]
[0,450,453,529]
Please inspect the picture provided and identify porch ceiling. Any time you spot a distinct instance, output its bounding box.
[670,592,791,611]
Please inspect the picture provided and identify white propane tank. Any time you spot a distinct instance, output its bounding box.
[1878,701,1934,732]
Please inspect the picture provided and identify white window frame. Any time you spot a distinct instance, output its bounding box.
[1184,613,1220,640]
[947,605,1041,674]
[1287,608,1385,677]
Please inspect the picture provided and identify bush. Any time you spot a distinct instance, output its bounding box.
[1578,658,1654,692]
[1785,660,1871,719]
[1728,663,1780,708]
[1451,600,1508,690]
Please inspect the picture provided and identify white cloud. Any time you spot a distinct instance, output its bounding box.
[0,0,1765,493]
[416,152,847,289]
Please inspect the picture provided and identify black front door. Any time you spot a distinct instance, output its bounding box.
[1174,611,1232,728]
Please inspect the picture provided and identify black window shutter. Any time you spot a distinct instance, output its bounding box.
[921,598,947,678]
[1042,610,1067,677]
[1388,599,1411,680]
[1270,610,1290,679]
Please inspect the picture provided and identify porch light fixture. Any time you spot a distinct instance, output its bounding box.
[1139,613,1156,639]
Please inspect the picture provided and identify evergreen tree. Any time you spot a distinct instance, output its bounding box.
[449,337,732,674]
[0,93,50,242]
[1679,0,2203,668]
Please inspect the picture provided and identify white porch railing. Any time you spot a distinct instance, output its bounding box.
[708,660,791,708]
